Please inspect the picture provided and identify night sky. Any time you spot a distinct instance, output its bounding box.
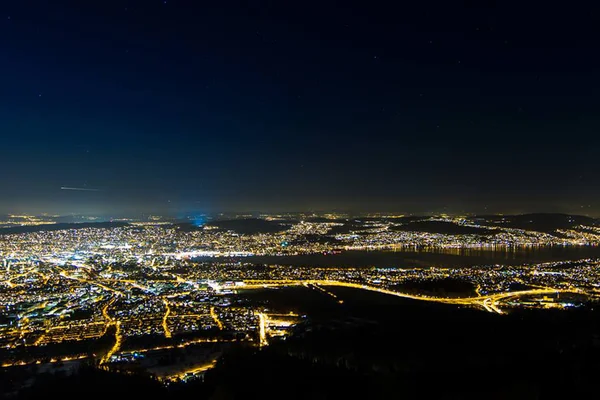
[2,1,599,216]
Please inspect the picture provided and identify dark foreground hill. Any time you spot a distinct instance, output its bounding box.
[10,293,600,400]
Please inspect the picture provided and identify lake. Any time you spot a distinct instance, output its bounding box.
[195,246,600,268]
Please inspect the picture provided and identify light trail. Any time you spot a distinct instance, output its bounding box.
[101,299,114,323]
[100,321,122,365]
[210,306,224,330]
[99,296,123,365]
[162,299,172,338]
[257,312,268,347]
[101,296,116,335]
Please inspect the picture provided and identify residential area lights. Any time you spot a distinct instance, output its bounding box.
[0,216,599,372]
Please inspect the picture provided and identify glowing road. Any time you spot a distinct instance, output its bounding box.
[210,306,224,330]
[162,299,172,338]
[100,321,122,365]
[238,280,583,315]
[99,296,123,365]
[256,312,268,347]
[159,358,219,382]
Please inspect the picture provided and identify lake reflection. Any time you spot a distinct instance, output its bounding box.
[197,245,600,268]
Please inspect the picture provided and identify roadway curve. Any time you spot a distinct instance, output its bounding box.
[238,280,584,315]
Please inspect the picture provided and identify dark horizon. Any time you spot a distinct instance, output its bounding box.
[3,1,599,215]
[2,208,599,220]
[1,184,599,217]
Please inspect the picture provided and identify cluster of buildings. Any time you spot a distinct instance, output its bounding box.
[0,215,599,376]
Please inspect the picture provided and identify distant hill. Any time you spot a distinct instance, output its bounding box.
[327,217,429,236]
[391,220,495,235]
[470,213,598,233]
[0,222,130,235]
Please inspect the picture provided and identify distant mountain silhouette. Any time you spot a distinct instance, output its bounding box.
[472,213,598,233]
